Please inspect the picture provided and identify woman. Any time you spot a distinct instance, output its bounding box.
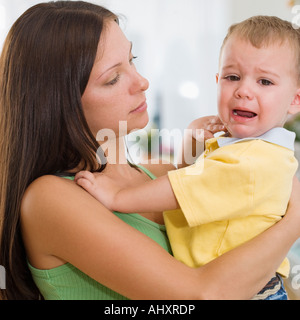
[0,1,300,300]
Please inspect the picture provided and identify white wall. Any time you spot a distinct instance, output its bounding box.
[102,0,231,132]
[229,0,294,23]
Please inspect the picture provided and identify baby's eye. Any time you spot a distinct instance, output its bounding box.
[225,75,240,81]
[259,79,274,86]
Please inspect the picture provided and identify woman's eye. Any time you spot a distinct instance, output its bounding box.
[106,74,120,86]
[105,56,138,86]
[130,56,137,65]
[259,79,273,86]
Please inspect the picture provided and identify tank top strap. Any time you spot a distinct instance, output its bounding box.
[55,165,157,181]
[135,165,157,180]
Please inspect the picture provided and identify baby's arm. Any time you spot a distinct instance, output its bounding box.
[75,171,179,213]
[75,116,225,213]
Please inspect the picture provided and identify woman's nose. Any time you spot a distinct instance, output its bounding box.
[130,70,149,94]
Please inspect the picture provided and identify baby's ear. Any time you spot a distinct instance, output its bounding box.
[289,89,300,115]
[216,73,219,84]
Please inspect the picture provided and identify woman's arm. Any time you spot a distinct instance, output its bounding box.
[21,175,300,300]
[202,177,300,299]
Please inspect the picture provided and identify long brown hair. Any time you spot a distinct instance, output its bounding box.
[0,1,117,299]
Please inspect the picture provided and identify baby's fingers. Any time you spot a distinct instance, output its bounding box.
[76,176,94,193]
[75,171,107,204]
[75,170,95,183]
[75,171,96,192]
[208,123,227,133]
[207,117,227,133]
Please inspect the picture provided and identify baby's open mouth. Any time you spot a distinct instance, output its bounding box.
[233,109,257,118]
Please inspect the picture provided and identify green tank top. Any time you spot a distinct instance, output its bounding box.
[28,166,172,300]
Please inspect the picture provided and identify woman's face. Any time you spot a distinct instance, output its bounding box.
[82,20,149,139]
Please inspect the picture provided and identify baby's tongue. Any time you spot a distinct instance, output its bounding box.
[235,110,257,118]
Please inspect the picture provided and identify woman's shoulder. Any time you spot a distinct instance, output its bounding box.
[140,161,176,178]
[20,174,118,269]
[22,175,76,209]
[20,175,80,268]
[21,174,100,226]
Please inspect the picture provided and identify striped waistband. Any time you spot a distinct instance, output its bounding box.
[252,275,285,300]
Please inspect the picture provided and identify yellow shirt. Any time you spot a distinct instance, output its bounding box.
[164,128,298,277]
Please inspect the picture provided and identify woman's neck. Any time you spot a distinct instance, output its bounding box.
[99,136,135,177]
[101,136,128,166]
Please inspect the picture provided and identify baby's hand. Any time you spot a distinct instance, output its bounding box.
[75,171,120,210]
[188,116,227,142]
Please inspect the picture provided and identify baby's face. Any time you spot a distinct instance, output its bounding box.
[216,36,300,139]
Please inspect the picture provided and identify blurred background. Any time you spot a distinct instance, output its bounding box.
[1,0,299,136]
[0,0,299,299]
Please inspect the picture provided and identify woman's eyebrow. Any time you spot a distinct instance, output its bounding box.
[98,42,133,79]
[98,62,121,80]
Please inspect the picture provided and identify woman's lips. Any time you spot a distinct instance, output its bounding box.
[130,101,148,113]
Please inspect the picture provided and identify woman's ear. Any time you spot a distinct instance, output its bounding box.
[289,89,300,115]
